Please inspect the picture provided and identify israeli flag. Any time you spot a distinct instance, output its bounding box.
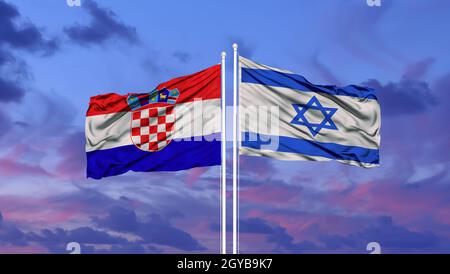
[239,57,381,168]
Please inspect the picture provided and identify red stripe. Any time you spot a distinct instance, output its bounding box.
[86,64,221,116]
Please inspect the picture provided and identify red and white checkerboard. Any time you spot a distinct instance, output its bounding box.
[131,106,175,152]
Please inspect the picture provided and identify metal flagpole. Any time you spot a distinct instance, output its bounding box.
[232,43,239,254]
[220,51,227,255]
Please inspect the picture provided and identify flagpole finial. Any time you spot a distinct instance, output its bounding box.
[221,51,226,58]
[232,43,238,50]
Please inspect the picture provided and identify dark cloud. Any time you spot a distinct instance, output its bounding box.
[0,157,52,177]
[239,218,275,234]
[0,0,59,55]
[64,0,138,46]
[330,0,405,68]
[0,1,59,103]
[233,217,318,253]
[320,234,357,250]
[0,206,144,253]
[69,227,128,244]
[137,214,205,251]
[365,78,435,117]
[433,73,450,102]
[317,216,440,252]
[94,206,139,232]
[403,58,435,80]
[95,207,205,251]
[210,217,274,234]
[267,226,317,253]
[0,48,13,65]
[0,226,27,246]
[0,212,27,246]
[173,51,191,63]
[140,50,174,80]
[0,76,25,102]
[106,244,150,254]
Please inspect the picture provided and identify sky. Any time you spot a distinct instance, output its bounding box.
[0,0,449,253]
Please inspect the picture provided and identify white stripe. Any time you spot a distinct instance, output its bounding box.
[240,147,379,168]
[239,83,380,149]
[239,56,293,73]
[85,99,221,152]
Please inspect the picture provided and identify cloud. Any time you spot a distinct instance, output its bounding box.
[0,77,25,102]
[227,36,255,58]
[26,227,131,253]
[234,217,318,253]
[95,207,205,251]
[239,155,276,182]
[320,216,439,252]
[0,209,147,254]
[0,212,28,246]
[433,73,450,102]
[356,216,439,249]
[403,58,435,80]
[239,218,275,234]
[310,52,341,85]
[328,0,406,69]
[0,1,59,103]
[0,0,59,55]
[365,78,435,117]
[173,51,191,63]
[185,167,208,187]
[105,244,151,254]
[93,206,139,232]
[239,183,301,205]
[266,225,317,253]
[0,157,51,177]
[0,50,27,102]
[64,0,139,46]
[365,58,437,117]
[55,131,86,179]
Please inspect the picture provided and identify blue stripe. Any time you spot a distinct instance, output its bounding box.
[86,135,220,179]
[241,68,377,100]
[241,132,379,165]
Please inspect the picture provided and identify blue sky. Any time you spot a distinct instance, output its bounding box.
[0,0,449,253]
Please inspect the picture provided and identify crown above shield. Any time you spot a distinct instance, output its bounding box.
[127,88,180,111]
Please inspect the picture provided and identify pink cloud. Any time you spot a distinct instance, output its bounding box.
[0,158,51,177]
[0,195,87,226]
[239,184,301,205]
[0,245,49,254]
[185,167,208,187]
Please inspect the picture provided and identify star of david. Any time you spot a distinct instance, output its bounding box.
[290,96,338,137]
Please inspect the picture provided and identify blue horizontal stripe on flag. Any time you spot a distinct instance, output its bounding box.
[241,132,379,164]
[241,68,377,100]
[86,134,220,179]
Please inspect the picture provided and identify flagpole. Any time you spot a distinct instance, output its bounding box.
[232,43,239,254]
[220,51,227,255]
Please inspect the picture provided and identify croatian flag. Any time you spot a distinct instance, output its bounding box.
[239,57,381,168]
[85,65,221,179]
